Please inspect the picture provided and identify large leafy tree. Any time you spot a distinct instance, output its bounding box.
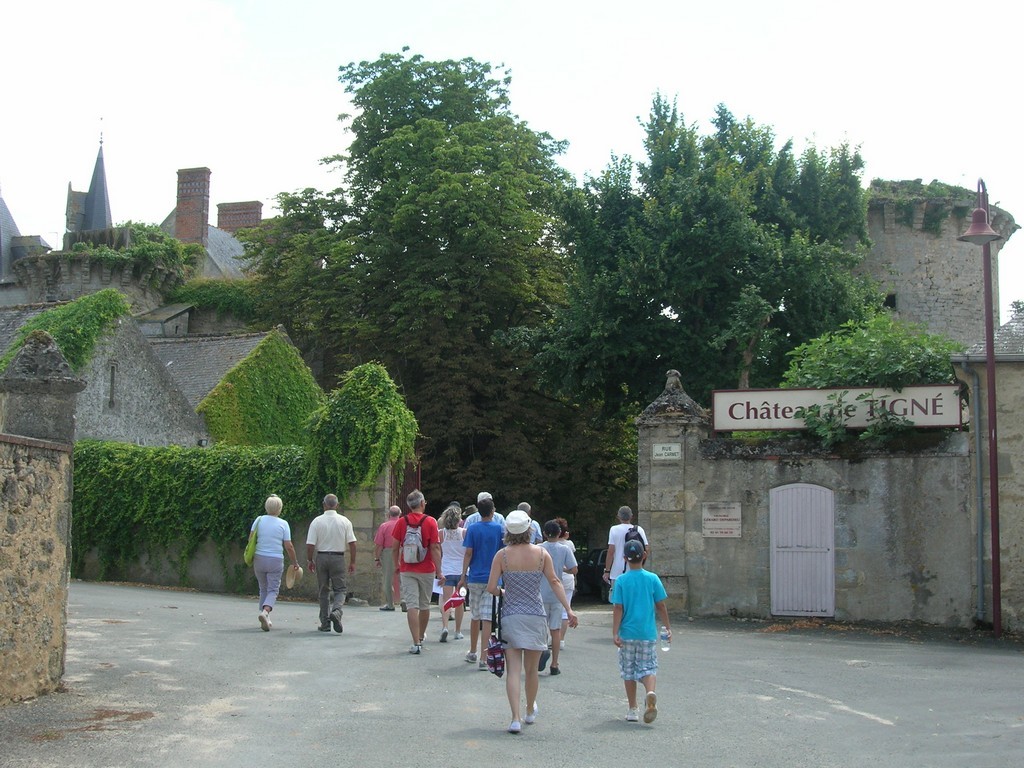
[536,98,881,414]
[244,52,633,525]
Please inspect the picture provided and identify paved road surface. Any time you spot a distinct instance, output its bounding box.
[2,582,1022,767]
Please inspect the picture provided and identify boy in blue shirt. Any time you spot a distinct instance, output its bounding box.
[611,539,671,724]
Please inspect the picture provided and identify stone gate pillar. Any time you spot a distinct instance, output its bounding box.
[636,370,710,613]
[0,331,85,704]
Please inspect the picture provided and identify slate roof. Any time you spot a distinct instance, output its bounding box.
[134,303,193,323]
[82,145,113,231]
[159,211,247,279]
[1,195,22,280]
[149,332,268,407]
[965,309,1024,356]
[0,304,49,356]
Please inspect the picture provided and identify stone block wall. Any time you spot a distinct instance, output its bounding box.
[637,373,978,627]
[859,200,1015,347]
[956,360,1024,632]
[74,318,208,447]
[0,435,74,705]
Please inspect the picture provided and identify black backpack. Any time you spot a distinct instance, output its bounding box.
[623,525,644,559]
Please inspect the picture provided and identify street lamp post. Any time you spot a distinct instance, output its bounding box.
[958,178,1004,638]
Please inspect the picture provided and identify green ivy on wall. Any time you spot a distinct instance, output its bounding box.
[73,362,417,590]
[197,328,325,446]
[870,179,976,238]
[307,362,418,503]
[69,221,202,279]
[72,441,316,590]
[166,278,258,321]
[0,289,130,373]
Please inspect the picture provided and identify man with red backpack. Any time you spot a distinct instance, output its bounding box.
[391,489,443,655]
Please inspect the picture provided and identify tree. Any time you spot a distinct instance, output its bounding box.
[536,98,880,414]
[244,52,633,523]
[781,313,964,390]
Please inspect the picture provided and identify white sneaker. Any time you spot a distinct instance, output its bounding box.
[626,707,639,722]
[409,644,422,655]
[454,632,465,640]
[440,627,449,643]
[643,691,658,723]
[465,651,478,663]
[524,703,538,725]
[259,611,271,631]
[507,720,522,734]
[478,659,487,671]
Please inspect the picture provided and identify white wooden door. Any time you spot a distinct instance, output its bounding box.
[770,483,835,616]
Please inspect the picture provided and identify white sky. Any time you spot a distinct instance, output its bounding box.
[2,0,1021,319]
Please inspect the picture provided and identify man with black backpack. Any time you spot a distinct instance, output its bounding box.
[391,489,443,655]
[603,506,649,590]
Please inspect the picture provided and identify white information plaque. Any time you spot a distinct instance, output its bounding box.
[652,443,681,460]
[702,502,741,538]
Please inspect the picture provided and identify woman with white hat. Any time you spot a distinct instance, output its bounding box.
[486,509,578,734]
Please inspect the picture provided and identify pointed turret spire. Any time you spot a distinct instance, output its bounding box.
[81,141,112,231]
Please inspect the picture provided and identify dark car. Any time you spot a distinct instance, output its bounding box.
[577,547,609,603]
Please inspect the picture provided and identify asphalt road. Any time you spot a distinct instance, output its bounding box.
[2,582,1022,767]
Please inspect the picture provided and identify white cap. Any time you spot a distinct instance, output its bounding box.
[477,491,493,503]
[505,510,531,534]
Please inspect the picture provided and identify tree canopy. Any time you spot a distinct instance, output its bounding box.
[782,313,964,390]
[242,51,633,523]
[532,98,880,414]
[242,54,884,528]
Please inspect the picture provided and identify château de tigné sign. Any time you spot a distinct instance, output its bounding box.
[711,385,961,432]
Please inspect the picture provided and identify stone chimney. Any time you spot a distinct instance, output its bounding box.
[217,201,263,233]
[175,168,211,248]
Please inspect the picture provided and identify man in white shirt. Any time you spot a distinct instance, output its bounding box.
[603,506,649,588]
[306,494,357,633]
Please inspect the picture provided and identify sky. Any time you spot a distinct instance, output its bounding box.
[2,0,1021,318]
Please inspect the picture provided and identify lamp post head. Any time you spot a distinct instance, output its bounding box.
[959,206,1003,246]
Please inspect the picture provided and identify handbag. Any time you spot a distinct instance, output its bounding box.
[485,593,505,677]
[244,516,261,566]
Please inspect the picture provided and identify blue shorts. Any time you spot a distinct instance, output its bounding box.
[618,639,659,681]
[442,574,461,587]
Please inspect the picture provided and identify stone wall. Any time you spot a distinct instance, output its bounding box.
[0,332,81,706]
[0,435,74,705]
[955,359,1024,632]
[74,318,208,447]
[637,373,976,627]
[859,200,1016,346]
[10,253,179,314]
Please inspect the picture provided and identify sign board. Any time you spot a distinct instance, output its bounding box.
[652,442,681,460]
[702,502,741,538]
[711,385,961,432]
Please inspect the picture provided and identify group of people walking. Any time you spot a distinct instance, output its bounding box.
[246,489,671,732]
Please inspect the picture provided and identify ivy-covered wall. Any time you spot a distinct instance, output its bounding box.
[73,441,316,591]
[0,289,130,374]
[72,362,418,597]
[197,328,325,446]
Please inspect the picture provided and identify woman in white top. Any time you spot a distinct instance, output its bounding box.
[438,503,466,642]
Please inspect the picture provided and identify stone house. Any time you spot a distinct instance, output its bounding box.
[0,300,307,448]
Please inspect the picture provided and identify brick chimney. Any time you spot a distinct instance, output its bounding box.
[175,168,211,247]
[216,201,263,233]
